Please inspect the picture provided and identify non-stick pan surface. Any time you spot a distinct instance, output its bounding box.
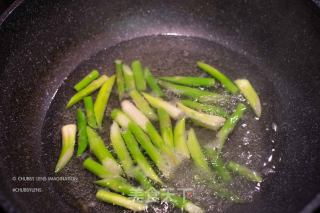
[1,0,320,213]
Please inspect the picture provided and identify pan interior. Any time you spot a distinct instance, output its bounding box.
[41,35,280,212]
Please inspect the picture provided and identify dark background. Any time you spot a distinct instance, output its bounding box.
[2,0,320,18]
[0,0,13,14]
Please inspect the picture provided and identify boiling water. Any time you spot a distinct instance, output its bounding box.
[144,90,277,213]
[42,35,279,213]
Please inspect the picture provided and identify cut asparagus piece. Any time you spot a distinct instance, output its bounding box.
[234,79,261,117]
[212,103,246,151]
[86,126,122,175]
[120,100,150,131]
[96,174,159,203]
[83,157,115,178]
[96,189,147,212]
[128,123,174,177]
[130,90,158,121]
[95,177,148,199]
[180,99,228,118]
[144,67,164,97]
[94,75,116,128]
[110,122,134,176]
[122,130,162,183]
[197,61,239,94]
[74,70,100,91]
[83,96,98,128]
[204,148,232,182]
[111,108,131,128]
[132,60,146,91]
[159,192,204,213]
[227,161,262,183]
[96,175,204,213]
[121,100,178,165]
[123,64,136,92]
[187,128,210,172]
[132,167,155,190]
[115,60,125,100]
[158,108,174,148]
[66,75,108,108]
[132,168,203,213]
[158,80,224,103]
[76,109,88,156]
[177,102,225,130]
[142,92,183,119]
[173,118,190,160]
[55,124,76,173]
[111,109,172,177]
[159,76,215,87]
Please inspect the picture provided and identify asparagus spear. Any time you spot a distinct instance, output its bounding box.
[132,167,155,190]
[110,122,134,176]
[111,109,172,177]
[94,75,116,128]
[159,76,215,87]
[132,60,146,91]
[177,102,225,130]
[144,67,164,97]
[110,108,131,128]
[96,176,204,213]
[123,64,136,92]
[122,130,162,183]
[180,99,228,118]
[83,96,98,128]
[74,70,100,91]
[234,79,261,117]
[83,157,115,178]
[121,100,152,132]
[186,129,210,172]
[115,60,125,100]
[76,109,88,156]
[66,75,108,108]
[86,126,122,175]
[204,148,231,182]
[129,123,173,177]
[96,189,147,212]
[142,92,183,120]
[158,108,174,148]
[160,192,204,213]
[132,169,203,213]
[130,90,157,121]
[121,100,178,165]
[173,118,190,160]
[197,61,239,94]
[55,124,76,173]
[95,177,148,199]
[227,161,262,183]
[158,80,225,104]
[212,103,246,150]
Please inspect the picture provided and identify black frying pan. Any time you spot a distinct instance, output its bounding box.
[1,0,320,212]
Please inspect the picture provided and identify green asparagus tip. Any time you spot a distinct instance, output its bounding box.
[66,75,108,108]
[74,69,100,92]
[197,61,239,94]
[227,161,262,183]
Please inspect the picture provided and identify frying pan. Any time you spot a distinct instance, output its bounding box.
[1,0,320,212]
